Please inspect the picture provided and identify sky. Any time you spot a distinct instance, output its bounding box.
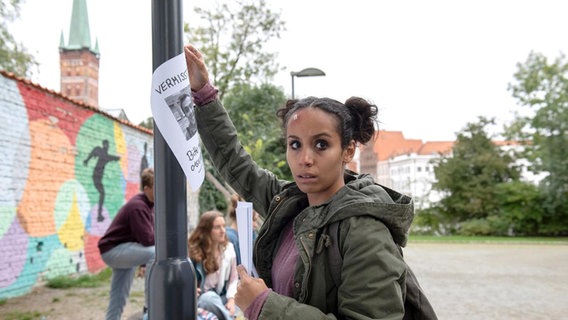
[12,0,568,142]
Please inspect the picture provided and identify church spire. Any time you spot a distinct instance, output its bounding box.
[60,0,95,53]
[59,0,100,108]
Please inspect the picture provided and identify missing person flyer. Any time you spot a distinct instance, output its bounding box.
[150,52,204,190]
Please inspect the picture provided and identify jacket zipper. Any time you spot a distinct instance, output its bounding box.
[254,194,287,260]
[298,230,313,302]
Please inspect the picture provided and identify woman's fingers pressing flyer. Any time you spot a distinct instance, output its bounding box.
[235,265,268,312]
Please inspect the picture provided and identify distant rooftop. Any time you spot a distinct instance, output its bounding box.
[103,108,130,122]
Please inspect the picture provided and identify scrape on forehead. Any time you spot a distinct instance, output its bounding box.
[290,106,311,122]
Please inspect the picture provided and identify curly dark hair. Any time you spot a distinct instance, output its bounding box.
[276,96,378,149]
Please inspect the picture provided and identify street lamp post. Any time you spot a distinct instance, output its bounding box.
[290,67,326,99]
[150,0,197,319]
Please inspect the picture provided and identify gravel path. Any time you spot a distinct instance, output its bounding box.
[1,243,566,319]
[404,243,568,320]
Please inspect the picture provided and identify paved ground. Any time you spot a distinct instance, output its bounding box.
[404,242,568,320]
[1,242,566,319]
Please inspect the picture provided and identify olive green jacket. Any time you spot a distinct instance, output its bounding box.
[195,99,414,320]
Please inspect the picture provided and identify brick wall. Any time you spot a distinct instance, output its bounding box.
[0,72,154,299]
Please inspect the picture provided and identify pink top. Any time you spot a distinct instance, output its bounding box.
[244,221,298,320]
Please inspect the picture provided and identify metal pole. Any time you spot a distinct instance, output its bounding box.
[291,72,295,99]
[149,1,197,319]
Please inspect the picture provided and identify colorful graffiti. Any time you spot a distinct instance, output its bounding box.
[0,73,154,299]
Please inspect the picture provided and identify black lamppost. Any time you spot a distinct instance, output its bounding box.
[290,67,326,99]
[149,0,197,319]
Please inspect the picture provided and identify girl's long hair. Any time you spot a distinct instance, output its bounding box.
[188,210,227,273]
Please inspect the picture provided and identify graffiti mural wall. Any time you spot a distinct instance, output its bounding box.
[0,72,154,299]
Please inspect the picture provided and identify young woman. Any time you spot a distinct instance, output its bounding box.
[185,44,414,319]
[188,211,238,320]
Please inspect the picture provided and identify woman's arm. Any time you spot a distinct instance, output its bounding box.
[194,98,287,217]
[225,244,239,300]
[186,44,287,216]
[225,247,239,316]
[336,216,406,319]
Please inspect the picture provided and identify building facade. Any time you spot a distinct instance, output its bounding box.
[358,130,454,209]
[357,131,543,210]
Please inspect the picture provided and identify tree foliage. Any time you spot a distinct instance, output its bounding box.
[431,117,522,234]
[184,0,285,99]
[198,158,230,213]
[197,83,290,212]
[224,82,290,179]
[138,117,154,131]
[493,181,544,236]
[184,0,288,212]
[507,51,568,235]
[0,0,37,77]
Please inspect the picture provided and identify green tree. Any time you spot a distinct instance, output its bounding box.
[432,117,521,234]
[184,0,287,211]
[224,82,290,179]
[198,83,291,212]
[494,181,544,236]
[198,162,230,213]
[507,51,568,235]
[138,117,154,131]
[0,0,38,77]
[184,0,285,99]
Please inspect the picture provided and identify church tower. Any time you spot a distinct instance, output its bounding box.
[59,0,100,108]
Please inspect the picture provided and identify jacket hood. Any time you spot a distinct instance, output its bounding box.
[321,170,414,247]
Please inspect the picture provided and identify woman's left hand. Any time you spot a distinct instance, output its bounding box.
[234,265,269,311]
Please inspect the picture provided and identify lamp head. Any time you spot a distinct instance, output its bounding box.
[291,67,326,77]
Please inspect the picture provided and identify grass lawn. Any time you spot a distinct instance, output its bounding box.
[408,235,568,244]
[45,267,112,289]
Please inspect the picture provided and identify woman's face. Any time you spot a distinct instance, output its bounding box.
[210,216,226,244]
[286,107,355,206]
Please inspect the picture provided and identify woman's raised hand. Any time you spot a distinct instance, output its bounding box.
[184,44,209,92]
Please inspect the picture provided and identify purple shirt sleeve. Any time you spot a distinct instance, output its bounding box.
[192,81,218,106]
[244,289,271,320]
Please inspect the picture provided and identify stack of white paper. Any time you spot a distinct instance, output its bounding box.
[236,201,258,277]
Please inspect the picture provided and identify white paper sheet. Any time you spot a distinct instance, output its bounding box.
[236,201,258,277]
[150,52,205,191]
